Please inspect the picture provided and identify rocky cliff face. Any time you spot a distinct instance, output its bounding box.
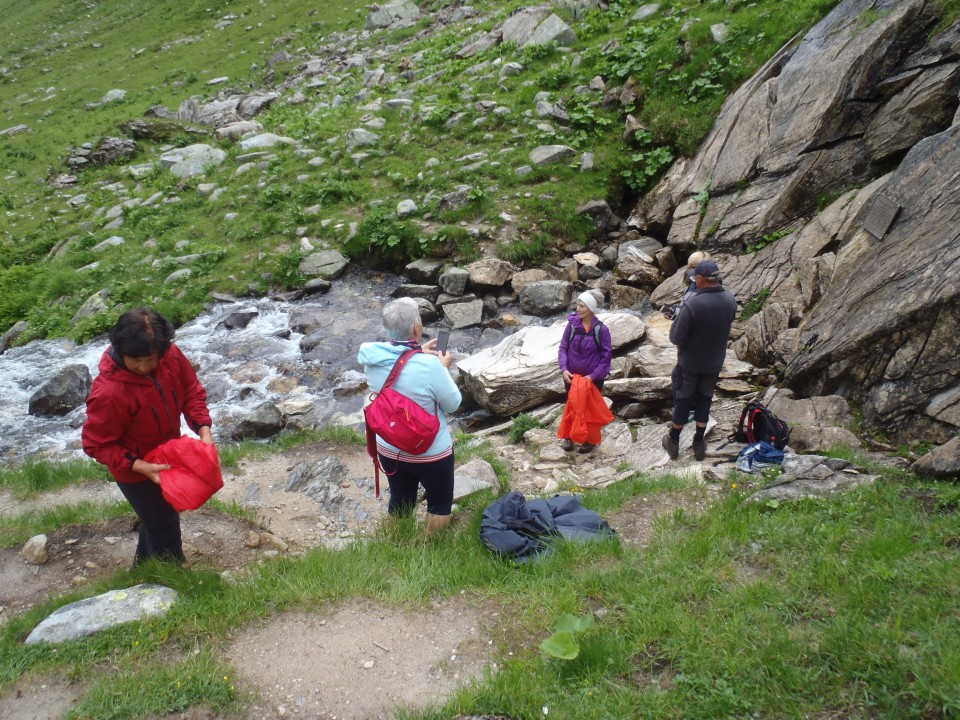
[790,124,960,442]
[633,0,960,442]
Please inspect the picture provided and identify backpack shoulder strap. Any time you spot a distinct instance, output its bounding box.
[380,349,419,391]
[592,319,604,350]
[367,349,419,501]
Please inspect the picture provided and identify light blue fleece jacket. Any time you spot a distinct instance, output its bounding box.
[357,342,462,459]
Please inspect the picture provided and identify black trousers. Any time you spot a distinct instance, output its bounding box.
[378,452,455,516]
[671,365,720,426]
[116,479,185,565]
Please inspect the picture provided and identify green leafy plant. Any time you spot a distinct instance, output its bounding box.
[540,613,596,660]
[746,228,792,253]
[260,182,291,209]
[520,40,559,63]
[508,413,542,444]
[566,95,615,146]
[296,177,357,206]
[694,180,712,218]
[618,144,674,193]
[342,209,423,267]
[739,288,771,321]
[422,102,461,130]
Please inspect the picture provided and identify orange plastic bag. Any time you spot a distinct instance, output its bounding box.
[145,436,223,512]
[557,375,614,445]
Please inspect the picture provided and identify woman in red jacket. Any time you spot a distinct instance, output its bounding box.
[82,308,214,566]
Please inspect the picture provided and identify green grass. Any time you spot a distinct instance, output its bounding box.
[738,287,772,321]
[217,425,364,468]
[508,412,543,444]
[0,500,131,548]
[0,459,109,499]
[0,464,957,718]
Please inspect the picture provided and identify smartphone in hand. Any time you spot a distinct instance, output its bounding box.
[436,329,450,354]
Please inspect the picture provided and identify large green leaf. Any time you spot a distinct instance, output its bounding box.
[555,613,595,634]
[540,631,580,660]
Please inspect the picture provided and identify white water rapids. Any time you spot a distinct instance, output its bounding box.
[0,270,405,462]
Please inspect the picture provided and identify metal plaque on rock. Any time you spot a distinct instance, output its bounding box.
[863,194,901,239]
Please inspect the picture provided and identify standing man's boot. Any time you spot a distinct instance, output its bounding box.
[661,432,679,460]
[692,436,706,461]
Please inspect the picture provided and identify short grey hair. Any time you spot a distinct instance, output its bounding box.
[382,297,422,341]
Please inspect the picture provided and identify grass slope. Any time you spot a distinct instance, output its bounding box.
[1,0,846,343]
[0,463,957,718]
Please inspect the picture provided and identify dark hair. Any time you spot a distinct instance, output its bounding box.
[109,308,175,358]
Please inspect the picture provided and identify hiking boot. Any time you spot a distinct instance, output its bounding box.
[661,432,679,460]
[560,438,574,452]
[692,436,707,461]
[577,442,596,454]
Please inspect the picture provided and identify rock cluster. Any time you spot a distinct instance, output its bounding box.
[630,0,960,455]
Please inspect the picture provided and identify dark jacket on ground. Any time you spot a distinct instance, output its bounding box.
[82,344,211,483]
[669,285,737,374]
[480,491,614,562]
[558,313,612,384]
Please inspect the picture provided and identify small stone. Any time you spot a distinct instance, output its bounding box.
[71,576,88,587]
[363,659,375,669]
[260,532,289,552]
[245,531,262,548]
[21,535,49,565]
[84,561,99,570]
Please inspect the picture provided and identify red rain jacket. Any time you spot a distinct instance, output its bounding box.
[557,375,614,445]
[82,344,212,483]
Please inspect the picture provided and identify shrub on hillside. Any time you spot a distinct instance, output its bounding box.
[343,210,424,268]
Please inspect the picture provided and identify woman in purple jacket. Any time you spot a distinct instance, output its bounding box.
[557,289,613,453]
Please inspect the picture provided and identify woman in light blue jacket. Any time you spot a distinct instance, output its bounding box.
[358,298,462,533]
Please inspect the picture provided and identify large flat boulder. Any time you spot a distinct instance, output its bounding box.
[456,313,645,415]
[159,144,227,178]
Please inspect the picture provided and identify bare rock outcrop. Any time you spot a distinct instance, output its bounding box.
[631,0,958,254]
[787,123,960,441]
[913,436,960,479]
[764,389,861,452]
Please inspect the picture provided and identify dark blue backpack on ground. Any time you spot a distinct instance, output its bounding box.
[736,441,786,473]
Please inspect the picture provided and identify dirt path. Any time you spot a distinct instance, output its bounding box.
[228,598,499,720]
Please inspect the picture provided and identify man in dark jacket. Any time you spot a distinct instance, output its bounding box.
[663,260,737,461]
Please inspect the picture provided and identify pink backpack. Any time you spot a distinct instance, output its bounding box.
[364,349,440,497]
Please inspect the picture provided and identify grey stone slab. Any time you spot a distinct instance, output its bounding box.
[26,584,178,645]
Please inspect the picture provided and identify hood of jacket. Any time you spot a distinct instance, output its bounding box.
[96,348,159,386]
[356,341,418,370]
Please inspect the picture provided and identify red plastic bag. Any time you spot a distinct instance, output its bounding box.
[145,436,223,512]
[557,375,614,445]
